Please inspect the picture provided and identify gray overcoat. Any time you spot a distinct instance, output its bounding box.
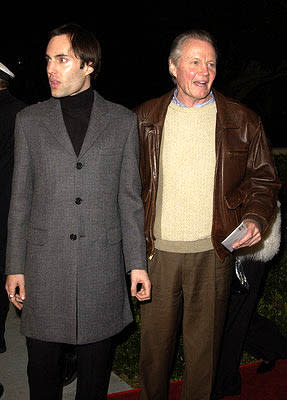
[5,91,146,344]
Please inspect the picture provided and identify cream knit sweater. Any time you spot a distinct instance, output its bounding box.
[154,101,217,253]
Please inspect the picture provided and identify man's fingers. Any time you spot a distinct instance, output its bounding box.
[13,300,23,310]
[5,274,25,310]
[130,269,151,301]
[136,285,148,298]
[247,233,261,247]
[18,283,26,301]
[232,220,261,249]
[130,280,137,297]
[135,282,151,301]
[8,295,23,310]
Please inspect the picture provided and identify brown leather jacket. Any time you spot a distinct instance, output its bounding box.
[135,89,281,261]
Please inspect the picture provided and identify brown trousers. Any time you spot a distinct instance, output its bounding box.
[140,249,232,400]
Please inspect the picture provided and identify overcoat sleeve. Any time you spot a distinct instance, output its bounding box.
[5,113,33,275]
[118,114,147,272]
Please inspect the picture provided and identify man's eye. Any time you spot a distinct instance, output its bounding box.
[59,57,67,63]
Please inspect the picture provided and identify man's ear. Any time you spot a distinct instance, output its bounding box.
[168,59,177,79]
[81,62,94,76]
[86,62,94,76]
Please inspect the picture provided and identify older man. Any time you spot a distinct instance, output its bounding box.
[135,29,280,400]
[6,23,150,400]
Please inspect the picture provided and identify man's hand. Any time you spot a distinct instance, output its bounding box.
[5,274,25,310]
[130,269,151,301]
[232,219,261,250]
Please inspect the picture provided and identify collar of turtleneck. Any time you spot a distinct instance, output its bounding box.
[59,87,94,157]
[60,86,94,113]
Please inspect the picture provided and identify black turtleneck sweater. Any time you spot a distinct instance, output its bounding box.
[60,87,94,157]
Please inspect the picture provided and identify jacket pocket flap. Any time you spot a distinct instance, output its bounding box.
[224,189,243,209]
[98,147,121,156]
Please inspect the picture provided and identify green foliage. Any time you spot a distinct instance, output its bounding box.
[112,299,141,387]
[112,154,287,387]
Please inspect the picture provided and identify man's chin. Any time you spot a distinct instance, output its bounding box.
[51,92,62,98]
[50,88,64,98]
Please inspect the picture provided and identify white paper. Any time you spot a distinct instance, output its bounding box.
[221,222,248,252]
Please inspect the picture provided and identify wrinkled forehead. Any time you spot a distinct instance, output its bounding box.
[180,38,216,58]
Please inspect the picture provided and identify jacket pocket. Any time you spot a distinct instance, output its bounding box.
[98,147,122,156]
[226,149,248,158]
[224,190,243,226]
[224,188,243,210]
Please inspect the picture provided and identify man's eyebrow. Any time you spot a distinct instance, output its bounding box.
[45,53,69,59]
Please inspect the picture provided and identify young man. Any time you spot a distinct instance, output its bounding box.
[6,23,150,400]
[135,30,280,400]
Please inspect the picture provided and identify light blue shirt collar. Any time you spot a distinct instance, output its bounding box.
[172,89,215,108]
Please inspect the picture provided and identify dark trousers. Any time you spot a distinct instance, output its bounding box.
[26,336,113,400]
[140,249,232,400]
[0,271,9,347]
[245,312,287,360]
[213,260,287,396]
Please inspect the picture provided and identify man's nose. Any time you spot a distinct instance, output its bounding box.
[47,60,56,75]
[200,63,209,75]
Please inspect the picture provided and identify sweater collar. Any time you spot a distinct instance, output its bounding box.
[60,87,94,112]
[172,89,215,108]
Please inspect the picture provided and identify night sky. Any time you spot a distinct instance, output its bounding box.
[1,1,286,146]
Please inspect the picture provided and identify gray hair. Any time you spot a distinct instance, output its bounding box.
[169,29,218,66]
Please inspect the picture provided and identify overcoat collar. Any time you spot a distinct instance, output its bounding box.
[43,90,110,158]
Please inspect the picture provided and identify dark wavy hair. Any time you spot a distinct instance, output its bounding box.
[48,23,101,80]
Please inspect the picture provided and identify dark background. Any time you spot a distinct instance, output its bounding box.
[1,0,286,146]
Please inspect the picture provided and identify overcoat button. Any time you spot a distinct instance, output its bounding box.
[76,162,83,169]
[70,234,77,240]
[75,197,82,205]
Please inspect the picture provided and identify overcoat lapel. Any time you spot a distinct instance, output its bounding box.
[43,92,111,158]
[44,98,75,156]
[78,92,111,159]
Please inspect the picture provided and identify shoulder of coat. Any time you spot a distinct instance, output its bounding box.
[214,90,260,126]
[17,97,54,120]
[93,90,136,121]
